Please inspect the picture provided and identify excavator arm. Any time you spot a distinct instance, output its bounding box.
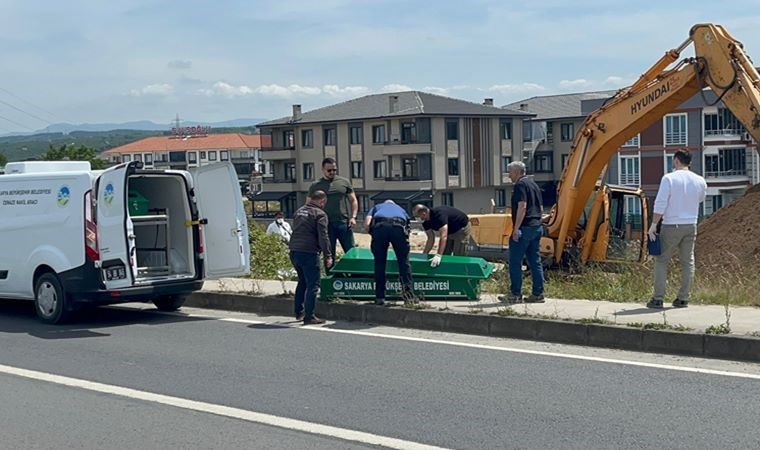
[546,23,760,263]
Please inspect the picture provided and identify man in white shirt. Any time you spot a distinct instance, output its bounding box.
[647,149,707,309]
[266,211,292,244]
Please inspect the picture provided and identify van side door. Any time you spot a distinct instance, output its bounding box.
[95,162,138,288]
[190,162,251,278]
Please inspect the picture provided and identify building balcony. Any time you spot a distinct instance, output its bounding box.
[383,176,433,190]
[263,178,297,191]
[619,174,640,186]
[381,141,432,156]
[231,157,258,163]
[704,129,744,140]
[705,169,748,179]
[260,147,296,160]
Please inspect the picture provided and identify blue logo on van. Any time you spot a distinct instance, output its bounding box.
[104,183,115,206]
[57,186,71,207]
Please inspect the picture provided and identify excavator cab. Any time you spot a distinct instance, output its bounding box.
[605,187,648,263]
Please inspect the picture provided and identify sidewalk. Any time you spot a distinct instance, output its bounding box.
[202,278,756,335]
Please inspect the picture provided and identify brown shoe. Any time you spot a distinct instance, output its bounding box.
[525,294,545,303]
[303,317,326,325]
[295,313,305,321]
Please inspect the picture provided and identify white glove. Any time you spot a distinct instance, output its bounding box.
[430,254,442,268]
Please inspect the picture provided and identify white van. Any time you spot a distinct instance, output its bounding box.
[0,160,250,323]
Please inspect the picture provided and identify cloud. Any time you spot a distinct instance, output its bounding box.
[167,59,192,70]
[487,83,546,94]
[322,84,370,97]
[128,83,174,96]
[559,79,592,89]
[604,75,635,86]
[382,83,413,92]
[253,84,322,97]
[422,86,450,95]
[198,81,254,97]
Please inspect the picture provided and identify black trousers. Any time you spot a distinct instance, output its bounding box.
[370,223,414,300]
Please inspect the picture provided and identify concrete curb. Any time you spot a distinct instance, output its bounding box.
[185,292,760,363]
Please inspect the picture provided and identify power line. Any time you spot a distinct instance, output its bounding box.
[0,97,52,126]
[0,113,36,131]
[0,86,60,122]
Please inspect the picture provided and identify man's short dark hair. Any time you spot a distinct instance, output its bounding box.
[310,190,327,201]
[274,211,284,218]
[321,158,336,167]
[674,149,692,166]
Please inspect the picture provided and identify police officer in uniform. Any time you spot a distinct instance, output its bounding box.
[364,200,416,306]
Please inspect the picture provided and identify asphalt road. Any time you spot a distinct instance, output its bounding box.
[0,299,759,449]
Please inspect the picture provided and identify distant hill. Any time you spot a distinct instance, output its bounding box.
[30,118,268,135]
[0,120,269,162]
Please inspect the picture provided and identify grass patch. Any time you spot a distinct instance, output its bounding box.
[705,323,731,335]
[482,259,760,306]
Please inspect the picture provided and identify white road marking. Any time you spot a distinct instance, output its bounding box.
[0,363,447,450]
[172,312,760,381]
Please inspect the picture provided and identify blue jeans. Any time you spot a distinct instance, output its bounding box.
[328,221,355,256]
[508,225,545,296]
[290,251,321,320]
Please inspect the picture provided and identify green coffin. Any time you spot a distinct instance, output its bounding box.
[320,247,494,301]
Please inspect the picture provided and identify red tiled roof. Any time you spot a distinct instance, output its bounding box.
[103,133,272,154]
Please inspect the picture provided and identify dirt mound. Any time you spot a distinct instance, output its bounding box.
[695,184,760,270]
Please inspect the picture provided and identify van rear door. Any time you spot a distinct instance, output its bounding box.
[96,162,138,288]
[190,162,250,278]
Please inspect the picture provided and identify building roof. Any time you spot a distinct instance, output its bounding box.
[258,91,534,127]
[503,90,618,121]
[103,133,272,155]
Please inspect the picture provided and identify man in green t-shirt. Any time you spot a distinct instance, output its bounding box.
[308,157,358,256]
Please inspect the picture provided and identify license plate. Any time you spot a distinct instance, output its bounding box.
[105,266,127,281]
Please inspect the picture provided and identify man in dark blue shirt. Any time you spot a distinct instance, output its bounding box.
[364,200,416,306]
[504,161,545,304]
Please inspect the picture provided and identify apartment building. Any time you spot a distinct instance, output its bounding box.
[102,132,271,183]
[255,91,534,218]
[507,89,760,220]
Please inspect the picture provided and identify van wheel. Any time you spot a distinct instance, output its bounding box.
[153,295,186,312]
[35,273,72,324]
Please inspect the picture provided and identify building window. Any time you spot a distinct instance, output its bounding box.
[500,122,512,140]
[401,122,417,143]
[301,129,313,148]
[502,155,513,172]
[618,155,640,186]
[240,150,249,158]
[623,134,640,147]
[324,128,337,146]
[372,125,386,144]
[402,158,418,178]
[441,192,454,206]
[351,161,363,178]
[220,151,229,161]
[711,194,724,213]
[143,153,153,164]
[705,148,746,177]
[665,113,687,145]
[560,123,574,142]
[664,152,674,173]
[357,194,371,214]
[156,153,167,163]
[188,152,197,164]
[447,158,460,176]
[546,122,554,143]
[200,151,207,159]
[446,120,458,140]
[134,154,142,162]
[283,130,295,149]
[496,189,506,208]
[350,125,363,145]
[285,163,296,181]
[561,154,569,169]
[303,163,314,181]
[704,108,744,136]
[534,152,553,173]
[209,151,217,161]
[373,160,387,179]
[123,154,131,162]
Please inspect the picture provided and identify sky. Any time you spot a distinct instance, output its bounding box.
[1,0,760,133]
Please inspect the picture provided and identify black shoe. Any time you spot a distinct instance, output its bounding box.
[672,299,689,308]
[498,293,523,304]
[374,298,385,306]
[646,299,664,309]
[295,313,305,321]
[525,294,545,303]
[303,317,326,325]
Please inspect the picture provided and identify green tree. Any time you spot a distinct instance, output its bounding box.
[0,152,7,167]
[42,144,108,169]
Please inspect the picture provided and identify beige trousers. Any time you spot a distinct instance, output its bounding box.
[445,222,472,256]
[653,224,697,302]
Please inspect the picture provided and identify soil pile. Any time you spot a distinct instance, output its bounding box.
[695,183,760,270]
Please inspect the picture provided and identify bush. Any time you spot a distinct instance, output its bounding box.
[248,222,292,279]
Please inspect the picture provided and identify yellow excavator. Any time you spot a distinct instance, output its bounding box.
[470,23,760,266]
